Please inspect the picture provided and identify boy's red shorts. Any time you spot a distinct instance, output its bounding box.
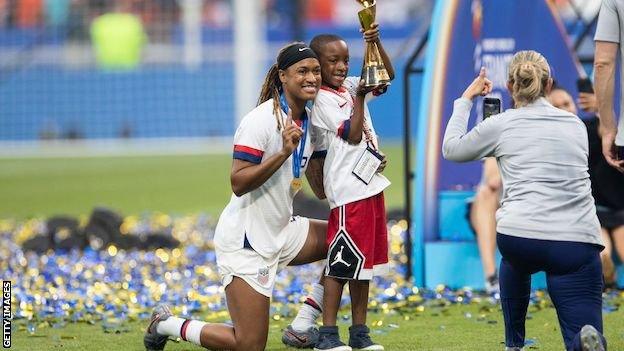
[325,192,389,280]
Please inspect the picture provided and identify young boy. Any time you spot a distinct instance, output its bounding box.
[306,25,394,351]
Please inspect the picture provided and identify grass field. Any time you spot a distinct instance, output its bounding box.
[0,145,405,219]
[10,301,624,351]
[3,144,624,351]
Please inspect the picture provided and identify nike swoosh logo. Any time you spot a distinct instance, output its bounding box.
[298,47,308,52]
[339,102,347,108]
[286,330,308,343]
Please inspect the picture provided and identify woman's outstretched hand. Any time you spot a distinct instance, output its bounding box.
[461,67,493,100]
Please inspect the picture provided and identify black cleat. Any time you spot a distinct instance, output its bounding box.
[282,324,320,349]
[143,304,173,351]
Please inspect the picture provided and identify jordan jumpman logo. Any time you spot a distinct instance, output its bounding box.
[331,246,351,267]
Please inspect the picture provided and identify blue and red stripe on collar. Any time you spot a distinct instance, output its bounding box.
[233,145,263,164]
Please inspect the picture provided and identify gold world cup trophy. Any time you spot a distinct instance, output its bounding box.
[356,0,391,87]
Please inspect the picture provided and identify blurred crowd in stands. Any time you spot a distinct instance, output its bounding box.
[0,0,425,41]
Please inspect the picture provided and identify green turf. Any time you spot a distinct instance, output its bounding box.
[0,145,405,219]
[9,303,624,351]
[7,147,623,350]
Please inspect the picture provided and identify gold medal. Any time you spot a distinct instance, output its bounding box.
[291,178,302,191]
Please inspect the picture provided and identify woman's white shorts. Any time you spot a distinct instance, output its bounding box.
[216,216,310,297]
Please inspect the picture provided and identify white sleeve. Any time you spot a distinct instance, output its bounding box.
[343,77,360,96]
[442,98,502,162]
[344,76,388,103]
[310,125,328,159]
[595,0,620,43]
[232,113,272,164]
[311,93,352,141]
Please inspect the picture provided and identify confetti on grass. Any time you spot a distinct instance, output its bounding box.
[1,215,622,340]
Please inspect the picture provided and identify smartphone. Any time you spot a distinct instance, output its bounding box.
[617,145,624,161]
[483,97,501,119]
[576,77,594,94]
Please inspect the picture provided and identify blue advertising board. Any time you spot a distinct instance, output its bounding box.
[412,0,587,286]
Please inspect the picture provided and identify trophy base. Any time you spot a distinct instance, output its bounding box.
[361,65,391,87]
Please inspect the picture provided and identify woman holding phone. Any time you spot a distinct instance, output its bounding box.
[442,51,606,351]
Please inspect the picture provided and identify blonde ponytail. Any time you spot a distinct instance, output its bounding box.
[508,51,551,107]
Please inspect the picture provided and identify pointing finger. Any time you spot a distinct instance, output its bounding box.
[286,109,293,126]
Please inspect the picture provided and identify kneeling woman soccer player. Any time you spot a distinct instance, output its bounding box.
[143,42,329,351]
[443,51,607,351]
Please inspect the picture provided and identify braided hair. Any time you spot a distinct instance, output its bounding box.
[257,63,284,130]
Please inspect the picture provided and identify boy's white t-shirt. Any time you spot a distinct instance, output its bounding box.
[310,77,390,209]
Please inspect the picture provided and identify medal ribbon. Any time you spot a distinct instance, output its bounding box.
[362,119,377,150]
[279,93,308,179]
